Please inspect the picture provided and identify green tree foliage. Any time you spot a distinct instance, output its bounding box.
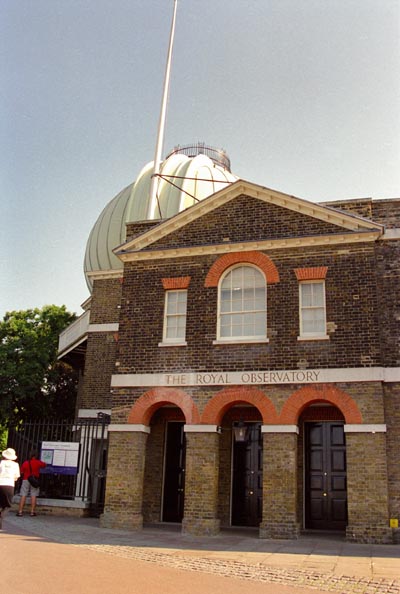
[0,305,78,428]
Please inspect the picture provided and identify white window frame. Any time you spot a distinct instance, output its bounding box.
[214,264,269,344]
[159,289,188,346]
[297,280,329,341]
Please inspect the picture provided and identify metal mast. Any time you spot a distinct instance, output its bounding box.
[147,0,178,219]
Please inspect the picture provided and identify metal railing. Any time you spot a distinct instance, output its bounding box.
[166,142,232,171]
[7,415,110,517]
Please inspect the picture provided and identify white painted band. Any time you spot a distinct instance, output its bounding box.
[88,323,119,332]
[77,409,111,418]
[184,425,219,433]
[382,229,400,240]
[108,424,150,433]
[344,424,387,433]
[262,425,299,434]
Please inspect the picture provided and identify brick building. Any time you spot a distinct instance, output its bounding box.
[59,145,400,544]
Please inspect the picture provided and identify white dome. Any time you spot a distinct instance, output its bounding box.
[84,145,237,289]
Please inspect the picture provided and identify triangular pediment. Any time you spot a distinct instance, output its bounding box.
[114,180,383,262]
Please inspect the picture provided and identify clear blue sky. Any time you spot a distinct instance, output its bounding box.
[1,0,399,318]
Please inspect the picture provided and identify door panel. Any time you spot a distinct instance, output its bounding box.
[332,450,345,470]
[305,422,347,530]
[232,423,262,527]
[310,499,323,520]
[162,422,185,522]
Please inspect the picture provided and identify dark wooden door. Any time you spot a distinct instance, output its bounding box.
[232,422,262,527]
[305,422,347,530]
[162,422,185,522]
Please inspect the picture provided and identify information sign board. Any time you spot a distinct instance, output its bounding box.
[41,441,80,475]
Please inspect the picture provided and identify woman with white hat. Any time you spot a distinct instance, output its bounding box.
[0,447,20,529]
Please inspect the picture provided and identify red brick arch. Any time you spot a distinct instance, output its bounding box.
[128,388,200,425]
[204,251,280,287]
[279,384,362,425]
[201,386,279,425]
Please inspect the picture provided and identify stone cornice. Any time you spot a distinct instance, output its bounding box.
[86,269,123,280]
[113,180,383,259]
[117,231,381,263]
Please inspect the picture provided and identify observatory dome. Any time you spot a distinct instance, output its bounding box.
[84,144,237,290]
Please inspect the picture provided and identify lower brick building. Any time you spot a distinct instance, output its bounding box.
[59,145,400,543]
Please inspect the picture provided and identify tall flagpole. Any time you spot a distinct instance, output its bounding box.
[147,0,178,220]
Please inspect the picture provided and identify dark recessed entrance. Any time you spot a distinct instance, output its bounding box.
[305,422,347,530]
[232,422,262,527]
[162,421,185,522]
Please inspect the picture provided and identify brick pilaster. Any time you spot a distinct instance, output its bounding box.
[101,430,148,530]
[182,431,220,536]
[346,431,392,543]
[259,431,300,539]
[383,384,400,544]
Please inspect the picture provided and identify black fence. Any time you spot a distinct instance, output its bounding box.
[7,415,110,516]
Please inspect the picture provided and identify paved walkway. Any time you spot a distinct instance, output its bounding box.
[3,514,400,593]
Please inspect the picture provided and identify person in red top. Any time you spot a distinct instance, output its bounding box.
[17,450,46,517]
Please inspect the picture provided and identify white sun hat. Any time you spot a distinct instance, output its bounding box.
[2,448,17,460]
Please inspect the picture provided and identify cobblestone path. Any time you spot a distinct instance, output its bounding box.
[84,543,400,594]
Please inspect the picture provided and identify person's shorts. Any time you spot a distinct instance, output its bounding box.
[20,479,40,497]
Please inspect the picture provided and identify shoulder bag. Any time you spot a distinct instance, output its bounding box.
[27,461,40,488]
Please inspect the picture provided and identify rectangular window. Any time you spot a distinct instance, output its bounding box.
[299,281,327,339]
[162,290,187,344]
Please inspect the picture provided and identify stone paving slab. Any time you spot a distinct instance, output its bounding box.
[4,515,400,594]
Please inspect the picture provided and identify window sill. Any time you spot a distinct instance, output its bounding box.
[158,341,187,347]
[297,335,330,342]
[212,338,269,345]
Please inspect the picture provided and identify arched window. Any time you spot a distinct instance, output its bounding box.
[218,265,267,340]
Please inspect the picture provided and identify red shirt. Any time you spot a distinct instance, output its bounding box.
[20,458,46,480]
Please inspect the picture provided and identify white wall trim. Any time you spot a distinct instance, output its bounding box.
[108,424,150,433]
[384,368,400,382]
[78,409,111,418]
[213,338,270,345]
[12,496,90,509]
[262,425,299,434]
[297,335,330,342]
[111,367,400,388]
[118,232,381,263]
[184,424,219,433]
[86,269,123,280]
[158,341,188,347]
[344,424,387,433]
[88,323,119,333]
[382,229,400,240]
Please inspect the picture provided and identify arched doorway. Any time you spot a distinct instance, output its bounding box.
[129,387,200,526]
[280,384,362,534]
[202,386,277,531]
[218,406,263,528]
[162,417,186,522]
[142,406,187,524]
[300,405,347,531]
